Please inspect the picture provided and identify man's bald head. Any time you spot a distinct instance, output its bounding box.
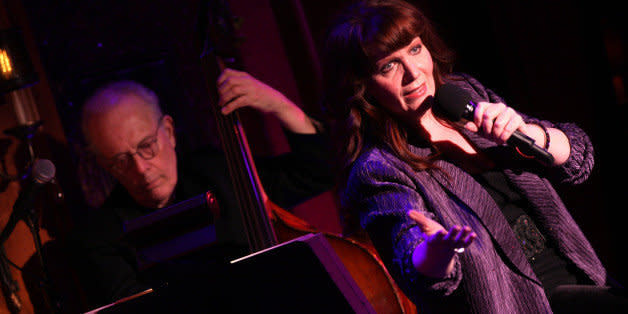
[81,80,163,148]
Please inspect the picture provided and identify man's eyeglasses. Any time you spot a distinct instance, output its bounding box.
[100,116,165,174]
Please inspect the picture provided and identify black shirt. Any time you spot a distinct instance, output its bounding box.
[473,170,580,294]
[70,131,334,310]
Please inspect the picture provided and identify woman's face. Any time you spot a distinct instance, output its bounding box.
[367,36,435,123]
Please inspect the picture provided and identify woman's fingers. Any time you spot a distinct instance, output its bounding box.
[435,224,476,248]
[408,210,444,235]
[472,102,525,144]
[444,225,462,241]
[456,226,477,248]
[462,230,477,247]
[408,211,476,250]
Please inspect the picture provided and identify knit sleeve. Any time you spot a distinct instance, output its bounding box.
[342,150,462,298]
[522,118,594,184]
[451,73,595,184]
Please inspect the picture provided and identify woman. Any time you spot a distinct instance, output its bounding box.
[323,0,620,312]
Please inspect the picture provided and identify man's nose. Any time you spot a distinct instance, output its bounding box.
[130,153,151,174]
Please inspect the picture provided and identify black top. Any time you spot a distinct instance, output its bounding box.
[69,131,334,310]
[473,169,579,294]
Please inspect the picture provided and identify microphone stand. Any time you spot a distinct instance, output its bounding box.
[24,205,60,314]
[0,247,21,313]
[0,183,61,314]
[1,120,61,313]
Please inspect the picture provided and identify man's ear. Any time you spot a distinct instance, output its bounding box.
[162,114,176,147]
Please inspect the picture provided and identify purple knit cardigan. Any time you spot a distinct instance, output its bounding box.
[343,75,606,313]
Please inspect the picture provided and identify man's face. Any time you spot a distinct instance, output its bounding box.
[87,96,178,208]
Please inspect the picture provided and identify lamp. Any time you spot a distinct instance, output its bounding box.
[0,27,38,95]
[0,27,42,170]
[0,28,53,314]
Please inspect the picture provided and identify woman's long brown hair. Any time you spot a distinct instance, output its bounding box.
[322,0,455,178]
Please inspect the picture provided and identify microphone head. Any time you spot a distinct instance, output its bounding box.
[32,159,56,184]
[434,83,474,122]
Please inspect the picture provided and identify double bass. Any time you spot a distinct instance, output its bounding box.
[198,1,416,313]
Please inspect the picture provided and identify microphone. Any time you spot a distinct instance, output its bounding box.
[434,83,554,165]
[0,159,56,244]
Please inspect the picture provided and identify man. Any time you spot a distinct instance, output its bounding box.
[71,69,333,311]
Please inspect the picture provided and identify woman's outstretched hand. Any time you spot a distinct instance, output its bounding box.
[408,210,476,278]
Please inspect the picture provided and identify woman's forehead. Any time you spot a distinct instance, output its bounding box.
[370,36,423,62]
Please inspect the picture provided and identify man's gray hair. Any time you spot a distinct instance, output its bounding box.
[81,80,163,145]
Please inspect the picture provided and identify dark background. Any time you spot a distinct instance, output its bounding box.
[3,0,626,311]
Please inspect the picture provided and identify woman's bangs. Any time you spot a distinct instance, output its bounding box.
[362,12,422,65]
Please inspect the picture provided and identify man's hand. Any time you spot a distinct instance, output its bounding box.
[217,68,316,134]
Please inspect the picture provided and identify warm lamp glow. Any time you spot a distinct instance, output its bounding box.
[0,28,38,94]
[0,49,14,76]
